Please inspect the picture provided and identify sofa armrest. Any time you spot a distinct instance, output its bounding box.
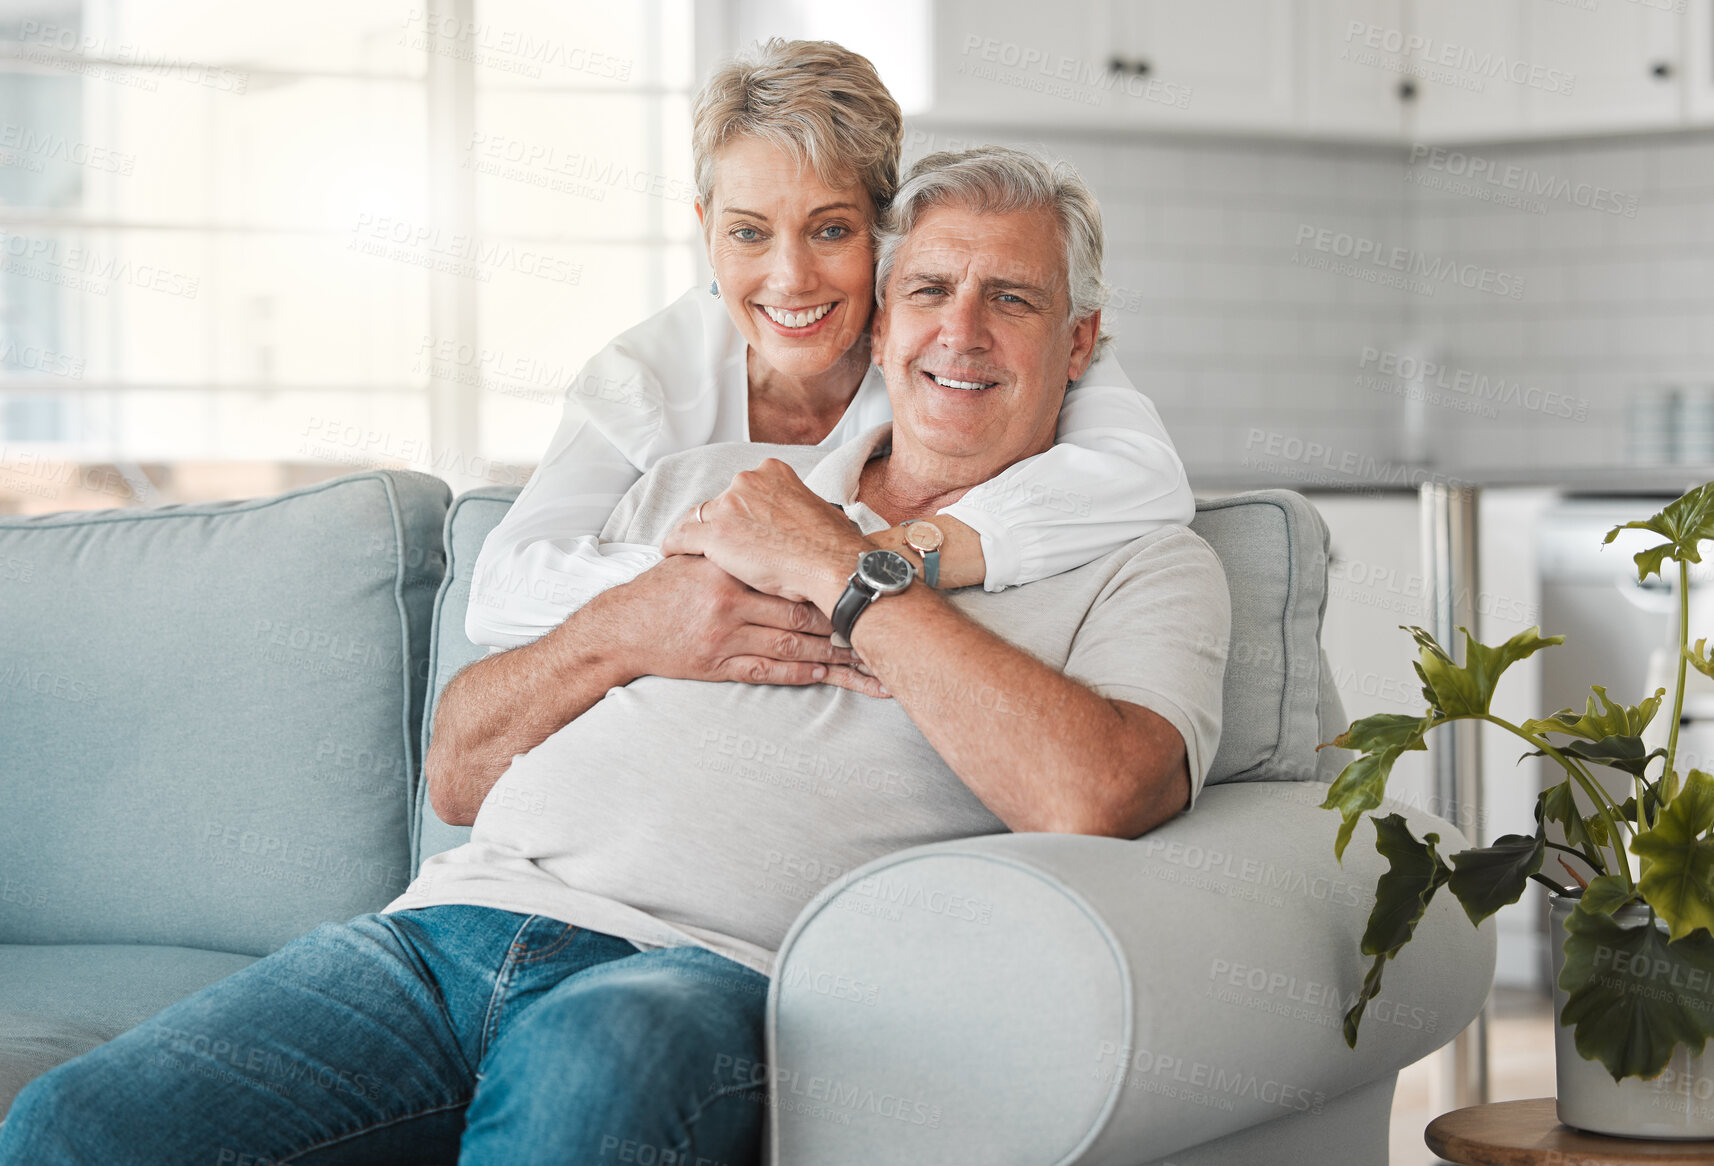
[763,781,1495,1166]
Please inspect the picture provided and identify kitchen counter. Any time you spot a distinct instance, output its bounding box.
[1185,463,1714,497]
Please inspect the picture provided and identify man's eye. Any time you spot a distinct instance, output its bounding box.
[911,286,948,297]
[998,293,1025,304]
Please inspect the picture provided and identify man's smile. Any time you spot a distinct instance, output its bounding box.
[920,369,1001,391]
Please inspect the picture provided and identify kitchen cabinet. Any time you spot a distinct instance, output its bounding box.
[914,0,1706,143]
[928,0,1123,127]
[1405,0,1526,143]
[1407,0,1683,141]
[1299,0,1409,139]
[1521,0,1683,135]
[1102,0,1295,129]
[1687,0,1714,124]
[926,0,1299,135]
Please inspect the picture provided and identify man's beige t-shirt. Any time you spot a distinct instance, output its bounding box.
[385,425,1231,975]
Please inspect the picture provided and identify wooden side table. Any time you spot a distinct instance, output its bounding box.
[1426,1098,1714,1164]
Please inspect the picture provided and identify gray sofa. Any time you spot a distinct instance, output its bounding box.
[0,469,1495,1164]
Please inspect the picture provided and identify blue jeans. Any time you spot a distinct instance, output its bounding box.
[0,906,770,1165]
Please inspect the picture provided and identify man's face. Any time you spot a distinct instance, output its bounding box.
[872,202,1100,476]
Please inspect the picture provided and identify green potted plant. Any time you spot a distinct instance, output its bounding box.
[1322,483,1714,1139]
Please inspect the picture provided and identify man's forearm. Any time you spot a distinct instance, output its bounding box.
[425,591,634,826]
[838,584,1188,837]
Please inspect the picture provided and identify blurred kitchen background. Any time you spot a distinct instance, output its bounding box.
[5,1,1714,1160]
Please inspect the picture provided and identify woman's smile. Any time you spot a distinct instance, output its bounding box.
[756,300,840,335]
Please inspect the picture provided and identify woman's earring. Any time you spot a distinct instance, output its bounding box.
[708,279,720,299]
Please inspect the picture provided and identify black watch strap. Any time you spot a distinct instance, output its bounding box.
[829,576,877,649]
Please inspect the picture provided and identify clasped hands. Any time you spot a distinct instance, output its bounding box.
[615,459,887,698]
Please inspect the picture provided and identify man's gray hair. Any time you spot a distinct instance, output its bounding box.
[874,146,1112,359]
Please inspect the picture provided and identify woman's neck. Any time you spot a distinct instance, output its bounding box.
[746,338,872,445]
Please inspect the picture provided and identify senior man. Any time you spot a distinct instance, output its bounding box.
[0,147,1228,1166]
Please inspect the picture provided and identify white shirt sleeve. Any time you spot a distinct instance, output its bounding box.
[463,398,665,649]
[937,351,1194,592]
[462,289,735,649]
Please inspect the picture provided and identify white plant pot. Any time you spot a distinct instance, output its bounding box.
[1549,894,1714,1139]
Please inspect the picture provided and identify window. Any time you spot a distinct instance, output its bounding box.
[0,0,697,509]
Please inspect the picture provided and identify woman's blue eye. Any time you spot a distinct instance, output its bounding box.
[733,227,761,241]
[819,224,848,240]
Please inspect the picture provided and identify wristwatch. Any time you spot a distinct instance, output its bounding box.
[830,549,915,649]
[899,519,944,588]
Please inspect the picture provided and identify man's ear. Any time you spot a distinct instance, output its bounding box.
[869,295,889,367]
[1066,310,1101,382]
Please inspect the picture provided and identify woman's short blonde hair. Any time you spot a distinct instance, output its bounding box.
[692,39,903,219]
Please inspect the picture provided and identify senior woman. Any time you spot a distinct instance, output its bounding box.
[468,38,1194,691]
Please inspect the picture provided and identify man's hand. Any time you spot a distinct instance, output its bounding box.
[622,552,886,697]
[662,459,870,611]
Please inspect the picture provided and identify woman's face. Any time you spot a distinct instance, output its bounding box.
[699,137,876,383]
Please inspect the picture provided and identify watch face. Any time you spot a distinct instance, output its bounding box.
[904,521,944,553]
[858,548,914,593]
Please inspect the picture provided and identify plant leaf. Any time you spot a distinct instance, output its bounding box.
[1558,902,1714,1080]
[1583,811,1611,850]
[1631,770,1714,942]
[1604,483,1714,581]
[1539,781,1603,862]
[1342,815,1453,1048]
[1448,834,1546,926]
[1687,639,1714,682]
[1557,736,1668,781]
[1320,714,1430,860]
[1522,685,1665,742]
[1325,711,1432,755]
[1407,626,1563,718]
[1580,874,1636,917]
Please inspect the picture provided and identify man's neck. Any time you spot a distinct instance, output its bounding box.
[855,431,1050,525]
[855,456,970,526]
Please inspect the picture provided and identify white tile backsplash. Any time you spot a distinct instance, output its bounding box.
[1415,129,1714,472]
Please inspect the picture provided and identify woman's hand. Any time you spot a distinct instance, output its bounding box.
[662,458,872,610]
[610,552,887,698]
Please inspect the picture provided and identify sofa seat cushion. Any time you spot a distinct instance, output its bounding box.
[0,943,256,1119]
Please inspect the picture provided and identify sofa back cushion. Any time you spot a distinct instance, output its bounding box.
[414,486,1334,869]
[1188,490,1335,785]
[412,489,518,869]
[0,470,448,957]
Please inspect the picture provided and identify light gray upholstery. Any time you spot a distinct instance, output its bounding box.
[0,470,448,955]
[412,488,518,869]
[0,470,448,1119]
[765,783,1490,1165]
[1190,491,1334,785]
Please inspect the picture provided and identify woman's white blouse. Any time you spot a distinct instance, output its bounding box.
[466,286,1195,648]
